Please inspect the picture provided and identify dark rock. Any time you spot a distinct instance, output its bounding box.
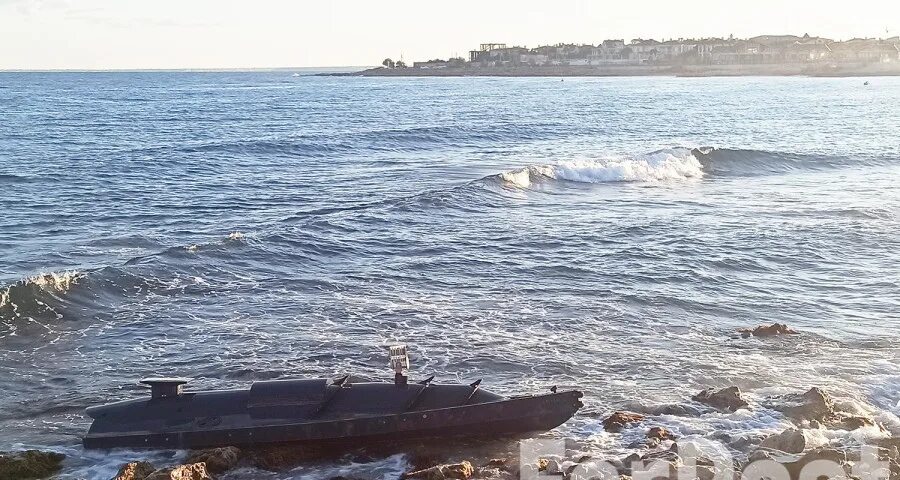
[404,461,475,480]
[759,428,808,454]
[738,323,799,338]
[636,449,681,480]
[112,461,156,480]
[246,444,325,470]
[642,449,681,465]
[692,387,750,412]
[145,463,212,480]
[484,458,508,468]
[185,446,240,474]
[603,411,646,432]
[0,450,66,480]
[695,465,717,480]
[647,427,677,441]
[747,449,773,463]
[406,448,450,473]
[619,454,642,476]
[838,415,878,430]
[647,404,704,417]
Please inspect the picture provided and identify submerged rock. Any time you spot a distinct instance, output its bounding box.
[692,386,749,412]
[603,411,646,432]
[404,461,475,480]
[0,450,66,480]
[112,461,156,480]
[185,446,241,474]
[145,462,211,480]
[759,428,809,454]
[647,427,676,441]
[738,323,799,338]
[772,387,834,422]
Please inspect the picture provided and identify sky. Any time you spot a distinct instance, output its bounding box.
[1,0,899,70]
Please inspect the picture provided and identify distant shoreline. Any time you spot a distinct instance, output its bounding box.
[346,63,900,77]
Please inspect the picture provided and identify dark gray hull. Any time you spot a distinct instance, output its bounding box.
[83,379,583,450]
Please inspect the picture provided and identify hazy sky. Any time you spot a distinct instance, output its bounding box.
[2,0,899,70]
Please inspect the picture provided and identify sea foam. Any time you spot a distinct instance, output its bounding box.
[500,148,705,188]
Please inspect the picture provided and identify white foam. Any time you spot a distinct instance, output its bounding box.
[0,270,83,311]
[500,148,705,188]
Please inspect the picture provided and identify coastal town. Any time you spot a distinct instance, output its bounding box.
[365,34,900,76]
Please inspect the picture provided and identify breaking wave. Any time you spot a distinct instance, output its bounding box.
[499,148,705,188]
[496,146,884,188]
[0,271,85,321]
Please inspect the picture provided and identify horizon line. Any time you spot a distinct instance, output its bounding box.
[0,66,373,73]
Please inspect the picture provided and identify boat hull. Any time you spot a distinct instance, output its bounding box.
[83,391,582,450]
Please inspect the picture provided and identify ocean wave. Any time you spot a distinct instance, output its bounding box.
[495,146,886,188]
[0,271,85,322]
[689,146,883,176]
[498,148,705,188]
[0,173,33,183]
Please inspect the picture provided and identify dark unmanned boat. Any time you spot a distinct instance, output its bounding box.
[83,347,583,450]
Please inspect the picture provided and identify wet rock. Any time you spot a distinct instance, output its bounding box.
[838,415,878,430]
[619,454,641,475]
[781,448,849,480]
[185,446,240,474]
[695,465,717,480]
[634,449,681,480]
[759,428,809,454]
[484,458,508,468]
[112,461,156,480]
[246,444,325,470]
[643,404,704,417]
[738,323,799,338]
[770,387,835,422]
[642,449,681,465]
[692,387,749,412]
[0,450,66,480]
[145,462,212,480]
[544,459,564,475]
[647,427,677,441]
[404,461,475,480]
[603,411,646,432]
[747,449,773,463]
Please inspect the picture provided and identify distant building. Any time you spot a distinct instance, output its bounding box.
[411,35,900,70]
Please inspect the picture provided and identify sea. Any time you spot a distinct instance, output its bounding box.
[0,72,898,479]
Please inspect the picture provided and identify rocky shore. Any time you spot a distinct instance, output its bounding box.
[3,325,896,480]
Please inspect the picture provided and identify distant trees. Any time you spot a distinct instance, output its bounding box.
[382,58,395,69]
[396,60,407,68]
